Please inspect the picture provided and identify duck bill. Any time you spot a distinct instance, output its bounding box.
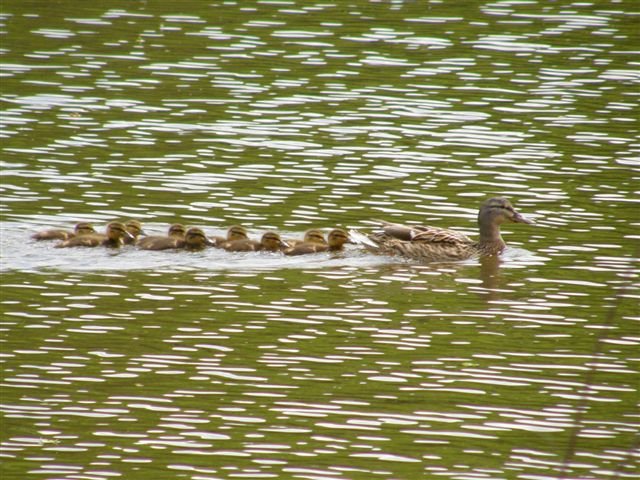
[124,231,135,240]
[513,212,534,224]
[204,236,216,246]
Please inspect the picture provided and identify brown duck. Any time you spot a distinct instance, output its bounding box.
[55,221,133,248]
[32,222,95,241]
[285,228,327,248]
[223,231,286,252]
[124,220,144,245]
[136,224,186,250]
[180,227,215,251]
[355,197,533,262]
[211,225,249,247]
[284,228,349,256]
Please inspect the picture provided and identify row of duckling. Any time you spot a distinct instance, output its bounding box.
[32,220,350,256]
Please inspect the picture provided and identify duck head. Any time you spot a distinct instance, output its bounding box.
[327,228,350,249]
[261,232,286,252]
[74,222,96,236]
[107,222,134,242]
[479,197,534,226]
[125,220,145,237]
[303,229,327,245]
[227,225,249,241]
[168,223,187,238]
[184,227,214,250]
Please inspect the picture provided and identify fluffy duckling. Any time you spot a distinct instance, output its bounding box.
[180,227,215,251]
[124,220,144,245]
[284,228,349,256]
[223,231,286,252]
[32,222,95,241]
[211,225,249,247]
[136,224,186,251]
[285,228,327,248]
[354,197,533,262]
[55,221,133,248]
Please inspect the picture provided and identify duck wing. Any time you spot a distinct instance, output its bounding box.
[363,225,476,262]
[410,226,472,244]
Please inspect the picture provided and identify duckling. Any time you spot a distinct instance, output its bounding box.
[124,220,144,245]
[284,228,327,248]
[32,222,95,241]
[180,227,215,251]
[284,228,349,256]
[55,221,133,248]
[354,197,533,262]
[223,231,286,252]
[136,223,186,250]
[211,225,249,247]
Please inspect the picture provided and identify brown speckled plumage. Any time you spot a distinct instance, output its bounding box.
[32,222,95,241]
[359,197,533,262]
[284,228,349,256]
[180,227,215,251]
[224,231,286,252]
[137,223,186,250]
[211,225,249,247]
[55,222,133,248]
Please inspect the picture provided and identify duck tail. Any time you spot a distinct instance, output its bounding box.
[348,229,379,249]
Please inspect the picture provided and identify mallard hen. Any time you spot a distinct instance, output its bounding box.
[32,222,95,241]
[354,197,533,262]
[223,231,286,252]
[284,228,349,256]
[136,223,186,250]
[55,221,133,248]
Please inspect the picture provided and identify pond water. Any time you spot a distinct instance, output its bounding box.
[1,0,639,479]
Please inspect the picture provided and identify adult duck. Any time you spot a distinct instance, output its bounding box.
[137,224,186,250]
[284,228,349,256]
[354,197,533,262]
[55,221,133,248]
[32,222,95,241]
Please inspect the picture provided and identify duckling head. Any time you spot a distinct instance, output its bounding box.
[327,228,350,249]
[261,232,286,252]
[227,225,248,241]
[303,229,327,245]
[168,223,187,238]
[74,222,95,235]
[184,227,214,249]
[125,220,144,237]
[107,222,134,241]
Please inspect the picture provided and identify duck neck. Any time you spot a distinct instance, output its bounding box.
[477,216,506,255]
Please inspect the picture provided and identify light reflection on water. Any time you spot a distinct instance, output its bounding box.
[1,0,639,478]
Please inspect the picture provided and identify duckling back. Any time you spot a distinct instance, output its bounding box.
[137,224,186,250]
